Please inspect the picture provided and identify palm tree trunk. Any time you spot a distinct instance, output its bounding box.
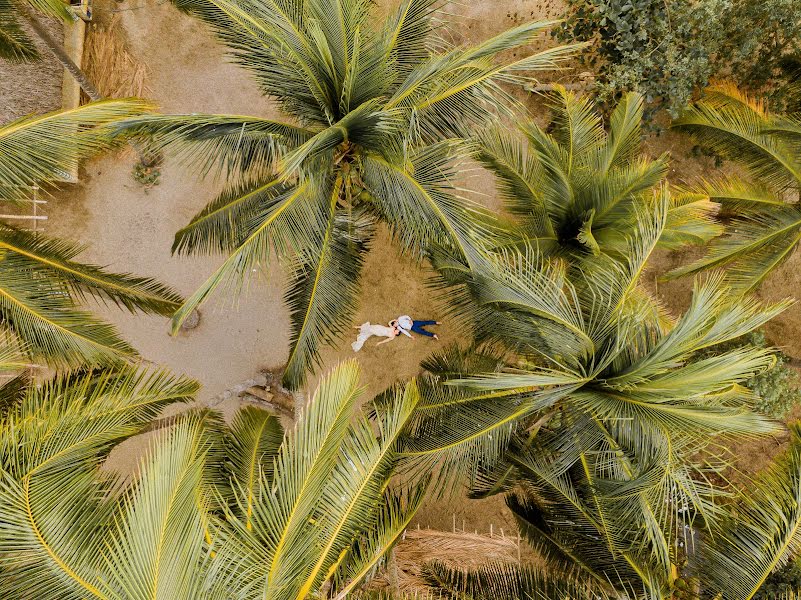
[19,4,102,101]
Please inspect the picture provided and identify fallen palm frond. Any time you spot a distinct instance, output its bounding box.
[82,15,149,101]
[364,527,520,596]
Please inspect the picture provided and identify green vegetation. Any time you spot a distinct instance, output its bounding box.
[0,362,425,599]
[0,101,182,367]
[700,330,801,418]
[669,86,801,293]
[115,0,580,389]
[2,0,801,598]
[556,0,801,116]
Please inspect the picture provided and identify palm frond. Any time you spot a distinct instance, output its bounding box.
[332,485,427,598]
[224,406,284,526]
[423,559,612,600]
[0,366,198,599]
[282,202,374,390]
[0,225,182,315]
[665,208,801,292]
[0,0,39,62]
[232,361,365,595]
[700,424,801,600]
[378,0,442,83]
[116,113,313,183]
[673,85,801,189]
[169,0,336,124]
[362,141,495,265]
[290,377,421,597]
[0,100,153,199]
[99,417,217,600]
[660,189,723,249]
[170,180,328,331]
[0,259,138,367]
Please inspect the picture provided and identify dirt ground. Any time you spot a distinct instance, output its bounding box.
[4,0,801,534]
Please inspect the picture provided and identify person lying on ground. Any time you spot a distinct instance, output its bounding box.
[394,315,441,340]
[352,322,399,352]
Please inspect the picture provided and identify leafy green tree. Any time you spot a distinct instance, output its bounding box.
[669,85,801,293]
[0,100,183,367]
[116,0,580,389]
[476,87,721,260]
[712,0,801,113]
[554,0,727,118]
[554,0,801,118]
[0,361,426,599]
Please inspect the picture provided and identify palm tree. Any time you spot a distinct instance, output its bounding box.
[115,0,581,389]
[476,87,722,259]
[0,360,427,599]
[397,197,793,597]
[421,425,801,600]
[0,99,183,367]
[668,84,801,292]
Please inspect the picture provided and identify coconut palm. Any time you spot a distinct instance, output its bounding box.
[476,87,722,259]
[668,84,801,292]
[396,197,792,596]
[422,425,801,600]
[115,0,581,389]
[0,99,183,367]
[0,360,426,599]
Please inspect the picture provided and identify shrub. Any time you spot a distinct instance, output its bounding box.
[554,0,726,118]
[753,557,801,600]
[555,0,801,117]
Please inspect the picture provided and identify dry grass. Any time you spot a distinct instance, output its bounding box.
[82,15,149,100]
[364,528,521,596]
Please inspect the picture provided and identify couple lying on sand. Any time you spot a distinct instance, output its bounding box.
[352,315,440,352]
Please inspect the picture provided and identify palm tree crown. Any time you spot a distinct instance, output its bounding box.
[0,361,425,599]
[477,87,721,260]
[117,0,581,389]
[399,196,793,596]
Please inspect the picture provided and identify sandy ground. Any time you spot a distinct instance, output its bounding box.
[5,0,801,532]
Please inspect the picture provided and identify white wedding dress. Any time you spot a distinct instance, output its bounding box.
[352,322,396,351]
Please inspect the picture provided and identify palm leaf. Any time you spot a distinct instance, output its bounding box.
[0,100,153,200]
[0,367,199,599]
[230,361,365,596]
[423,559,612,600]
[116,113,313,183]
[170,180,328,331]
[224,406,284,526]
[99,417,217,600]
[282,200,374,389]
[0,258,138,367]
[362,141,495,265]
[673,84,801,189]
[331,485,427,599]
[0,0,39,62]
[0,225,182,315]
[170,0,336,124]
[700,424,801,600]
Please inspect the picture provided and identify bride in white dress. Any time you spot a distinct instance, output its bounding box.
[352,322,399,352]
